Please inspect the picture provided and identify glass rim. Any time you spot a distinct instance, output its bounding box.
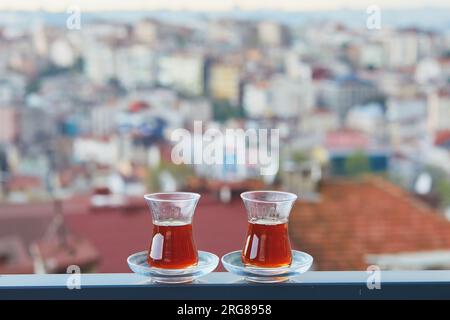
[144,192,201,202]
[240,190,298,204]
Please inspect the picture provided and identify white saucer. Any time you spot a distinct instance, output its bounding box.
[221,250,313,283]
[127,250,219,284]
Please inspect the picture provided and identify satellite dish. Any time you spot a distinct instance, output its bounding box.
[414,172,432,195]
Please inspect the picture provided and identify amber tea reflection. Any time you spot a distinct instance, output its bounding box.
[240,191,297,268]
[144,193,200,269]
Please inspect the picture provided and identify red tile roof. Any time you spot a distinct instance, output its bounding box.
[128,100,150,113]
[0,193,257,273]
[325,129,369,150]
[0,236,34,274]
[435,130,450,146]
[11,178,448,274]
[6,175,43,191]
[0,214,52,245]
[33,235,99,273]
[0,196,99,273]
[65,193,252,272]
[289,177,450,270]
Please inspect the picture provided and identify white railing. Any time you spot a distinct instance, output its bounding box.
[1,271,450,299]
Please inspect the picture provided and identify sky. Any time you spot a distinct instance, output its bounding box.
[0,0,449,12]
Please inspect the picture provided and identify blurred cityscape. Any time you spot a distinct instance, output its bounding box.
[1,6,450,273]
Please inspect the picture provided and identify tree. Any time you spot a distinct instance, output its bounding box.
[437,179,450,208]
[212,100,244,122]
[344,151,370,177]
[146,161,194,192]
[291,150,309,164]
[26,78,41,94]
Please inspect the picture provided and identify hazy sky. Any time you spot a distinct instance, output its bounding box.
[0,0,449,12]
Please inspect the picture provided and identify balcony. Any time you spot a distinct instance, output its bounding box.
[2,271,450,299]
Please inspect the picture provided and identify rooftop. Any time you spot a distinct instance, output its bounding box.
[290,177,450,270]
[435,130,450,147]
[2,177,450,274]
[0,193,253,273]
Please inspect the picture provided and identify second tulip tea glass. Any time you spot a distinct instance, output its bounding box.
[144,192,200,269]
[241,191,297,268]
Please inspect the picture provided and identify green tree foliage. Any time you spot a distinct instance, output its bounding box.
[420,166,450,209]
[146,161,195,192]
[26,78,41,94]
[291,150,309,164]
[344,151,370,177]
[212,100,244,122]
[437,179,450,208]
[73,57,84,73]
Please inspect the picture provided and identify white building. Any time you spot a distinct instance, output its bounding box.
[360,42,385,69]
[158,54,204,96]
[242,82,270,118]
[207,20,243,47]
[427,91,450,134]
[415,58,442,85]
[179,98,212,123]
[284,51,313,81]
[32,22,49,58]
[384,31,418,68]
[83,39,116,84]
[91,104,118,137]
[243,75,313,119]
[0,107,17,144]
[376,71,418,99]
[346,103,385,137]
[84,40,155,88]
[73,137,119,166]
[115,45,155,89]
[319,75,379,121]
[386,98,428,147]
[49,39,76,68]
[258,21,283,47]
[270,75,314,118]
[0,73,26,104]
[300,109,339,135]
[134,19,158,45]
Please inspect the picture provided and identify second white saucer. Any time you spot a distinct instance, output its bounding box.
[221,250,313,283]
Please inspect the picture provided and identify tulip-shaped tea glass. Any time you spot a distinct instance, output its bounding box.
[241,191,297,268]
[144,192,200,269]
